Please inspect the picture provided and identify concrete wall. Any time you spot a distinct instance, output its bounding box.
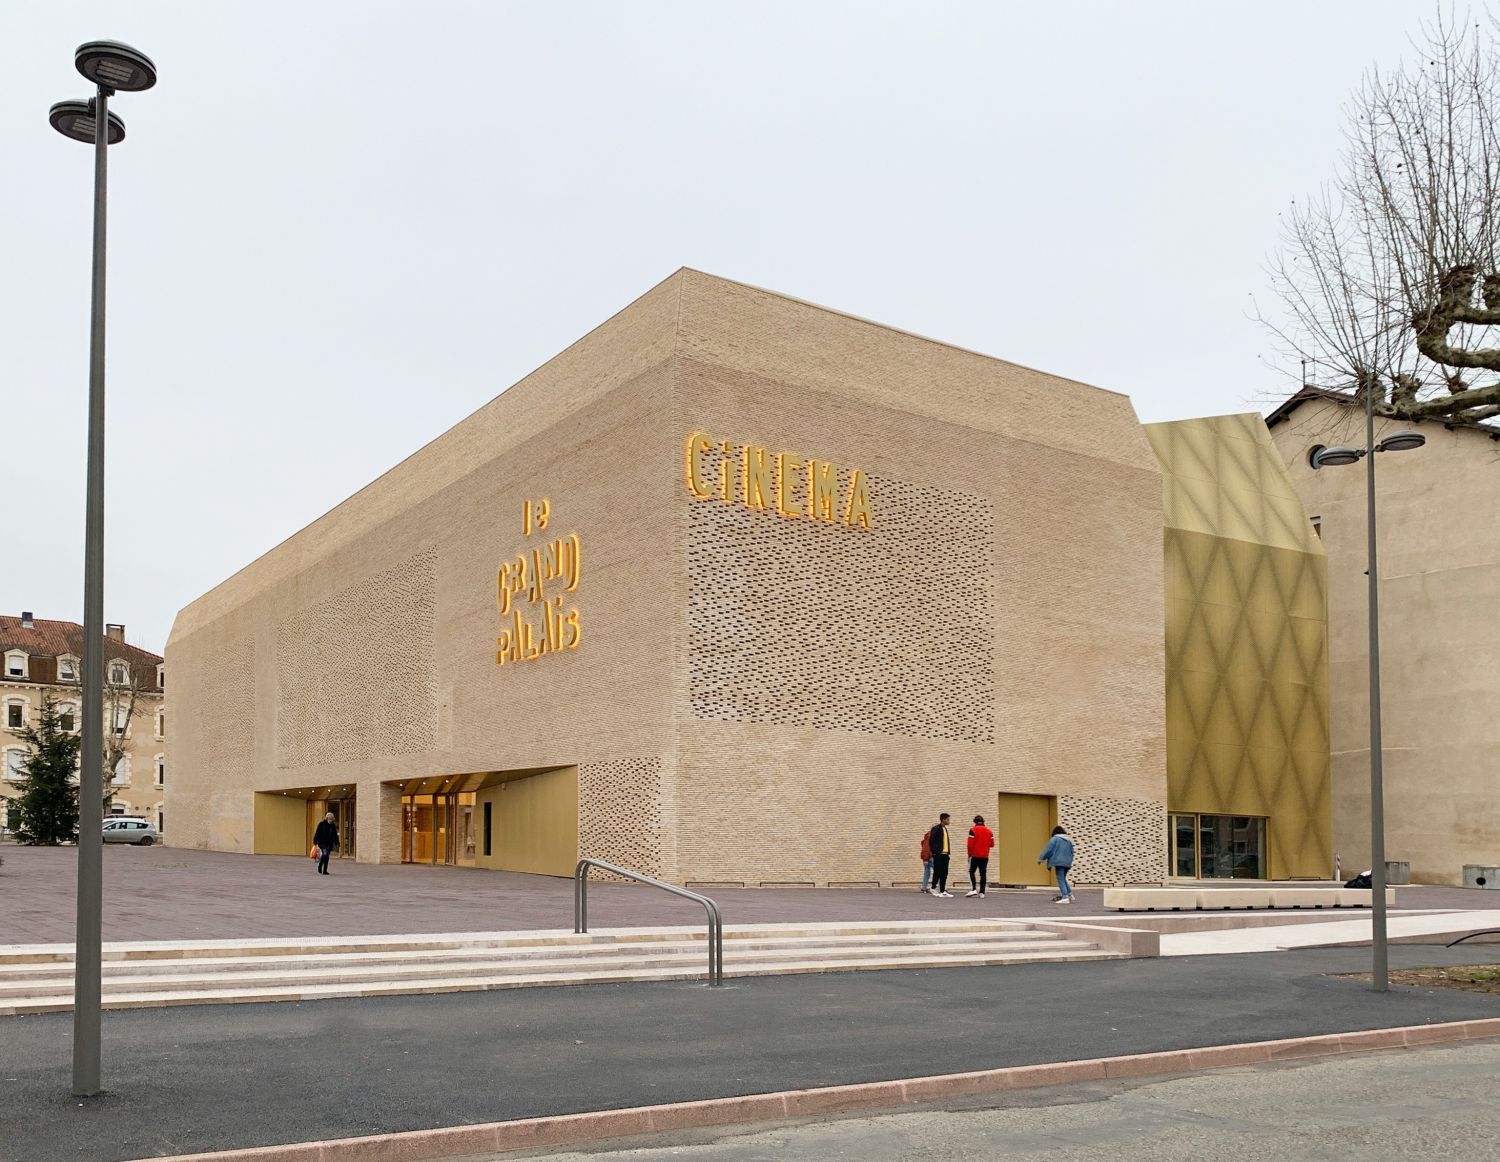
[168,269,1169,887]
[1269,396,1500,885]
[667,274,1167,886]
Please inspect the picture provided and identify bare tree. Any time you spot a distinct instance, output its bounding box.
[101,669,152,812]
[1263,10,1500,424]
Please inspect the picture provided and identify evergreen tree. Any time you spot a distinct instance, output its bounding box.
[10,695,81,845]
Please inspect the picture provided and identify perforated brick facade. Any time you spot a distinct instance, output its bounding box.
[167,270,1169,885]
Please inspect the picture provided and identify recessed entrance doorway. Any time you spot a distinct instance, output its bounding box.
[392,767,578,875]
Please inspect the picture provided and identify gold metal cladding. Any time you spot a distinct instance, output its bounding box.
[683,430,874,529]
[496,496,582,667]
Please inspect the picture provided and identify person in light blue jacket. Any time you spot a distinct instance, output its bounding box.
[1037,825,1075,904]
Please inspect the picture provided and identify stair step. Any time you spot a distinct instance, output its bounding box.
[0,939,1099,998]
[0,922,1046,965]
[0,947,1124,1014]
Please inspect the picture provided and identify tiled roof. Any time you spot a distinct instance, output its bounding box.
[1266,384,1500,437]
[0,615,162,667]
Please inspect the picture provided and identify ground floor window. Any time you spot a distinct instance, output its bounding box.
[1170,813,1267,879]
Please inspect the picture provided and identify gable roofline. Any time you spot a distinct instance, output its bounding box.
[1265,384,1500,440]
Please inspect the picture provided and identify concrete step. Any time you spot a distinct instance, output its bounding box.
[0,938,1099,998]
[0,921,1122,1013]
[0,919,1050,966]
[0,946,1122,1015]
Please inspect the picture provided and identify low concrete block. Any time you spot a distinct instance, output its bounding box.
[1102,888,1200,911]
[1193,889,1269,910]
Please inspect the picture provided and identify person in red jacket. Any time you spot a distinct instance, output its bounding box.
[919,828,934,893]
[966,815,994,897]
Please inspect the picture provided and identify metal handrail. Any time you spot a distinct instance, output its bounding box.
[1446,929,1500,948]
[574,858,723,986]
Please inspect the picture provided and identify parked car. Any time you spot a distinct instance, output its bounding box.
[102,817,157,846]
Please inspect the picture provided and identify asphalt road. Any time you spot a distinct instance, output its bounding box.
[498,1040,1500,1162]
[0,946,1497,1161]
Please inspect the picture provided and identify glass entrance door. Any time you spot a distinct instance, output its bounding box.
[401,791,476,866]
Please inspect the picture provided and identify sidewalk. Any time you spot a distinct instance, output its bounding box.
[2,944,1497,1161]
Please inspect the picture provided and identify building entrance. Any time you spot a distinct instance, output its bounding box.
[995,792,1057,887]
[307,793,356,860]
[401,791,476,866]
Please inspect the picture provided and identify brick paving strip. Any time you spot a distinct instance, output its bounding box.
[137,1017,1500,1162]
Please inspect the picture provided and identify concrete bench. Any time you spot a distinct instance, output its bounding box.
[1102,887,1396,911]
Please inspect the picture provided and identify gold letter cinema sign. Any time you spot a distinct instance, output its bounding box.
[683,432,873,529]
[495,436,871,666]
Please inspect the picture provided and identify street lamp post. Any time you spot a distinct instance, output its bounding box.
[49,39,156,1098]
[1310,392,1425,993]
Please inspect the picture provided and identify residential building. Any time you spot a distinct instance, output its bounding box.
[1267,387,1500,885]
[1,613,167,835]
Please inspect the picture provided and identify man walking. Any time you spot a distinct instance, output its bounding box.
[928,813,953,897]
[966,814,994,897]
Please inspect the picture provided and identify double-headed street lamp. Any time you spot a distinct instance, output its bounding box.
[49,39,157,1098]
[1310,389,1425,994]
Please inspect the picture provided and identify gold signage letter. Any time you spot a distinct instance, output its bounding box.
[684,432,715,500]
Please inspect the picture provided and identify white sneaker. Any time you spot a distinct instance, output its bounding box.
[965,889,979,897]
[937,891,953,898]
[1055,896,1072,904]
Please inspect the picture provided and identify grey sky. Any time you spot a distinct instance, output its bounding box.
[0,0,1437,653]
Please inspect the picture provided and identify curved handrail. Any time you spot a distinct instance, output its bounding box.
[1446,929,1500,948]
[574,858,723,986]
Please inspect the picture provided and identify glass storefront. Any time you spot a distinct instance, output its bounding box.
[1170,813,1267,879]
[401,791,476,866]
[307,790,356,859]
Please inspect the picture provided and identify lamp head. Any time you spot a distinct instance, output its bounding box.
[75,41,157,92]
[1310,445,1363,469]
[1376,430,1426,453]
[48,99,125,144]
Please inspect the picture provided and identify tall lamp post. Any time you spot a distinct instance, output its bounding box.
[49,39,157,1098]
[1310,391,1425,993]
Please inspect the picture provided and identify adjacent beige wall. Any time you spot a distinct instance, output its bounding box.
[252,792,307,857]
[168,269,1169,887]
[474,766,579,877]
[1269,397,1500,884]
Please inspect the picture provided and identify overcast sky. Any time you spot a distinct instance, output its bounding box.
[0,0,1440,653]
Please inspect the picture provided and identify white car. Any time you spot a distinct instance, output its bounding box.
[102,817,158,845]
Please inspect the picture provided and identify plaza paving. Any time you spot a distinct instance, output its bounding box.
[0,844,1486,946]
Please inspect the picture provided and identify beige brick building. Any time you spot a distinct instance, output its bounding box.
[2,614,167,834]
[1268,388,1500,885]
[167,270,1182,885]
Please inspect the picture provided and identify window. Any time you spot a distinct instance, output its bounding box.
[112,706,129,735]
[1169,813,1268,880]
[154,755,164,787]
[112,755,131,786]
[1310,515,1322,539]
[156,806,164,833]
[5,700,24,730]
[156,664,165,690]
[155,709,165,739]
[109,661,129,685]
[4,651,27,679]
[109,805,126,817]
[57,655,78,683]
[4,748,25,782]
[58,703,77,733]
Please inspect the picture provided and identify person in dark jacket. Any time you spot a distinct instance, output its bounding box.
[928,813,953,897]
[313,812,339,875]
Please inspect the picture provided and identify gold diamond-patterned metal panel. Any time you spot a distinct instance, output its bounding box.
[1146,415,1331,879]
